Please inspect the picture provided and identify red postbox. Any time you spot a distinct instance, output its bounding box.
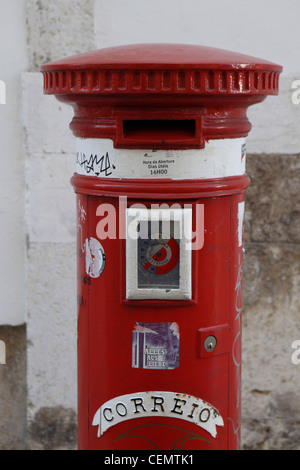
[41,44,281,450]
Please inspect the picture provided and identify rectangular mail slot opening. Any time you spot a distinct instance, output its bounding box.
[115,110,205,149]
[123,119,196,142]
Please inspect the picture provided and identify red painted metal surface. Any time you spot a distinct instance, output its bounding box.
[41,44,282,450]
[41,43,281,148]
[74,177,247,450]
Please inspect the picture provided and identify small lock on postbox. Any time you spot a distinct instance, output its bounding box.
[41,44,282,450]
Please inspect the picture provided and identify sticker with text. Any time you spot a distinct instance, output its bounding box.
[132,322,179,370]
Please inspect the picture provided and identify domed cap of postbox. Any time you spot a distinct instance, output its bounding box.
[41,44,282,147]
[41,43,282,97]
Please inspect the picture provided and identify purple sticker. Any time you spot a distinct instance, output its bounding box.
[132,322,179,370]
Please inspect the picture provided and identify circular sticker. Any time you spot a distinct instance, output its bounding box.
[138,236,179,275]
[85,237,106,278]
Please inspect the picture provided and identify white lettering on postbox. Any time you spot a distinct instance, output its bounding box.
[92,391,224,439]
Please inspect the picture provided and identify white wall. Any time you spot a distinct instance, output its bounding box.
[23,73,77,420]
[95,0,294,72]
[0,0,28,325]
[95,0,299,154]
[23,0,95,429]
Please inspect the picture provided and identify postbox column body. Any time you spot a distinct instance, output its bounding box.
[73,136,248,450]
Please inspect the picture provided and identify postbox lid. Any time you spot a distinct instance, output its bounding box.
[41,43,282,96]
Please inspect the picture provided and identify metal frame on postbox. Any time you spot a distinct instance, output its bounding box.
[126,207,192,300]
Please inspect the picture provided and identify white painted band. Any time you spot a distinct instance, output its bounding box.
[76,137,246,180]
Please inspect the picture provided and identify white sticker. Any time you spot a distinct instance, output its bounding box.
[85,237,106,278]
[141,152,177,177]
[92,391,224,439]
[76,137,246,180]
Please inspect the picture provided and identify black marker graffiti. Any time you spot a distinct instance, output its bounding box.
[77,293,87,308]
[76,151,114,176]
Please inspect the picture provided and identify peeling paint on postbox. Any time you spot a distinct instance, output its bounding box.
[92,391,224,439]
[237,201,245,247]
